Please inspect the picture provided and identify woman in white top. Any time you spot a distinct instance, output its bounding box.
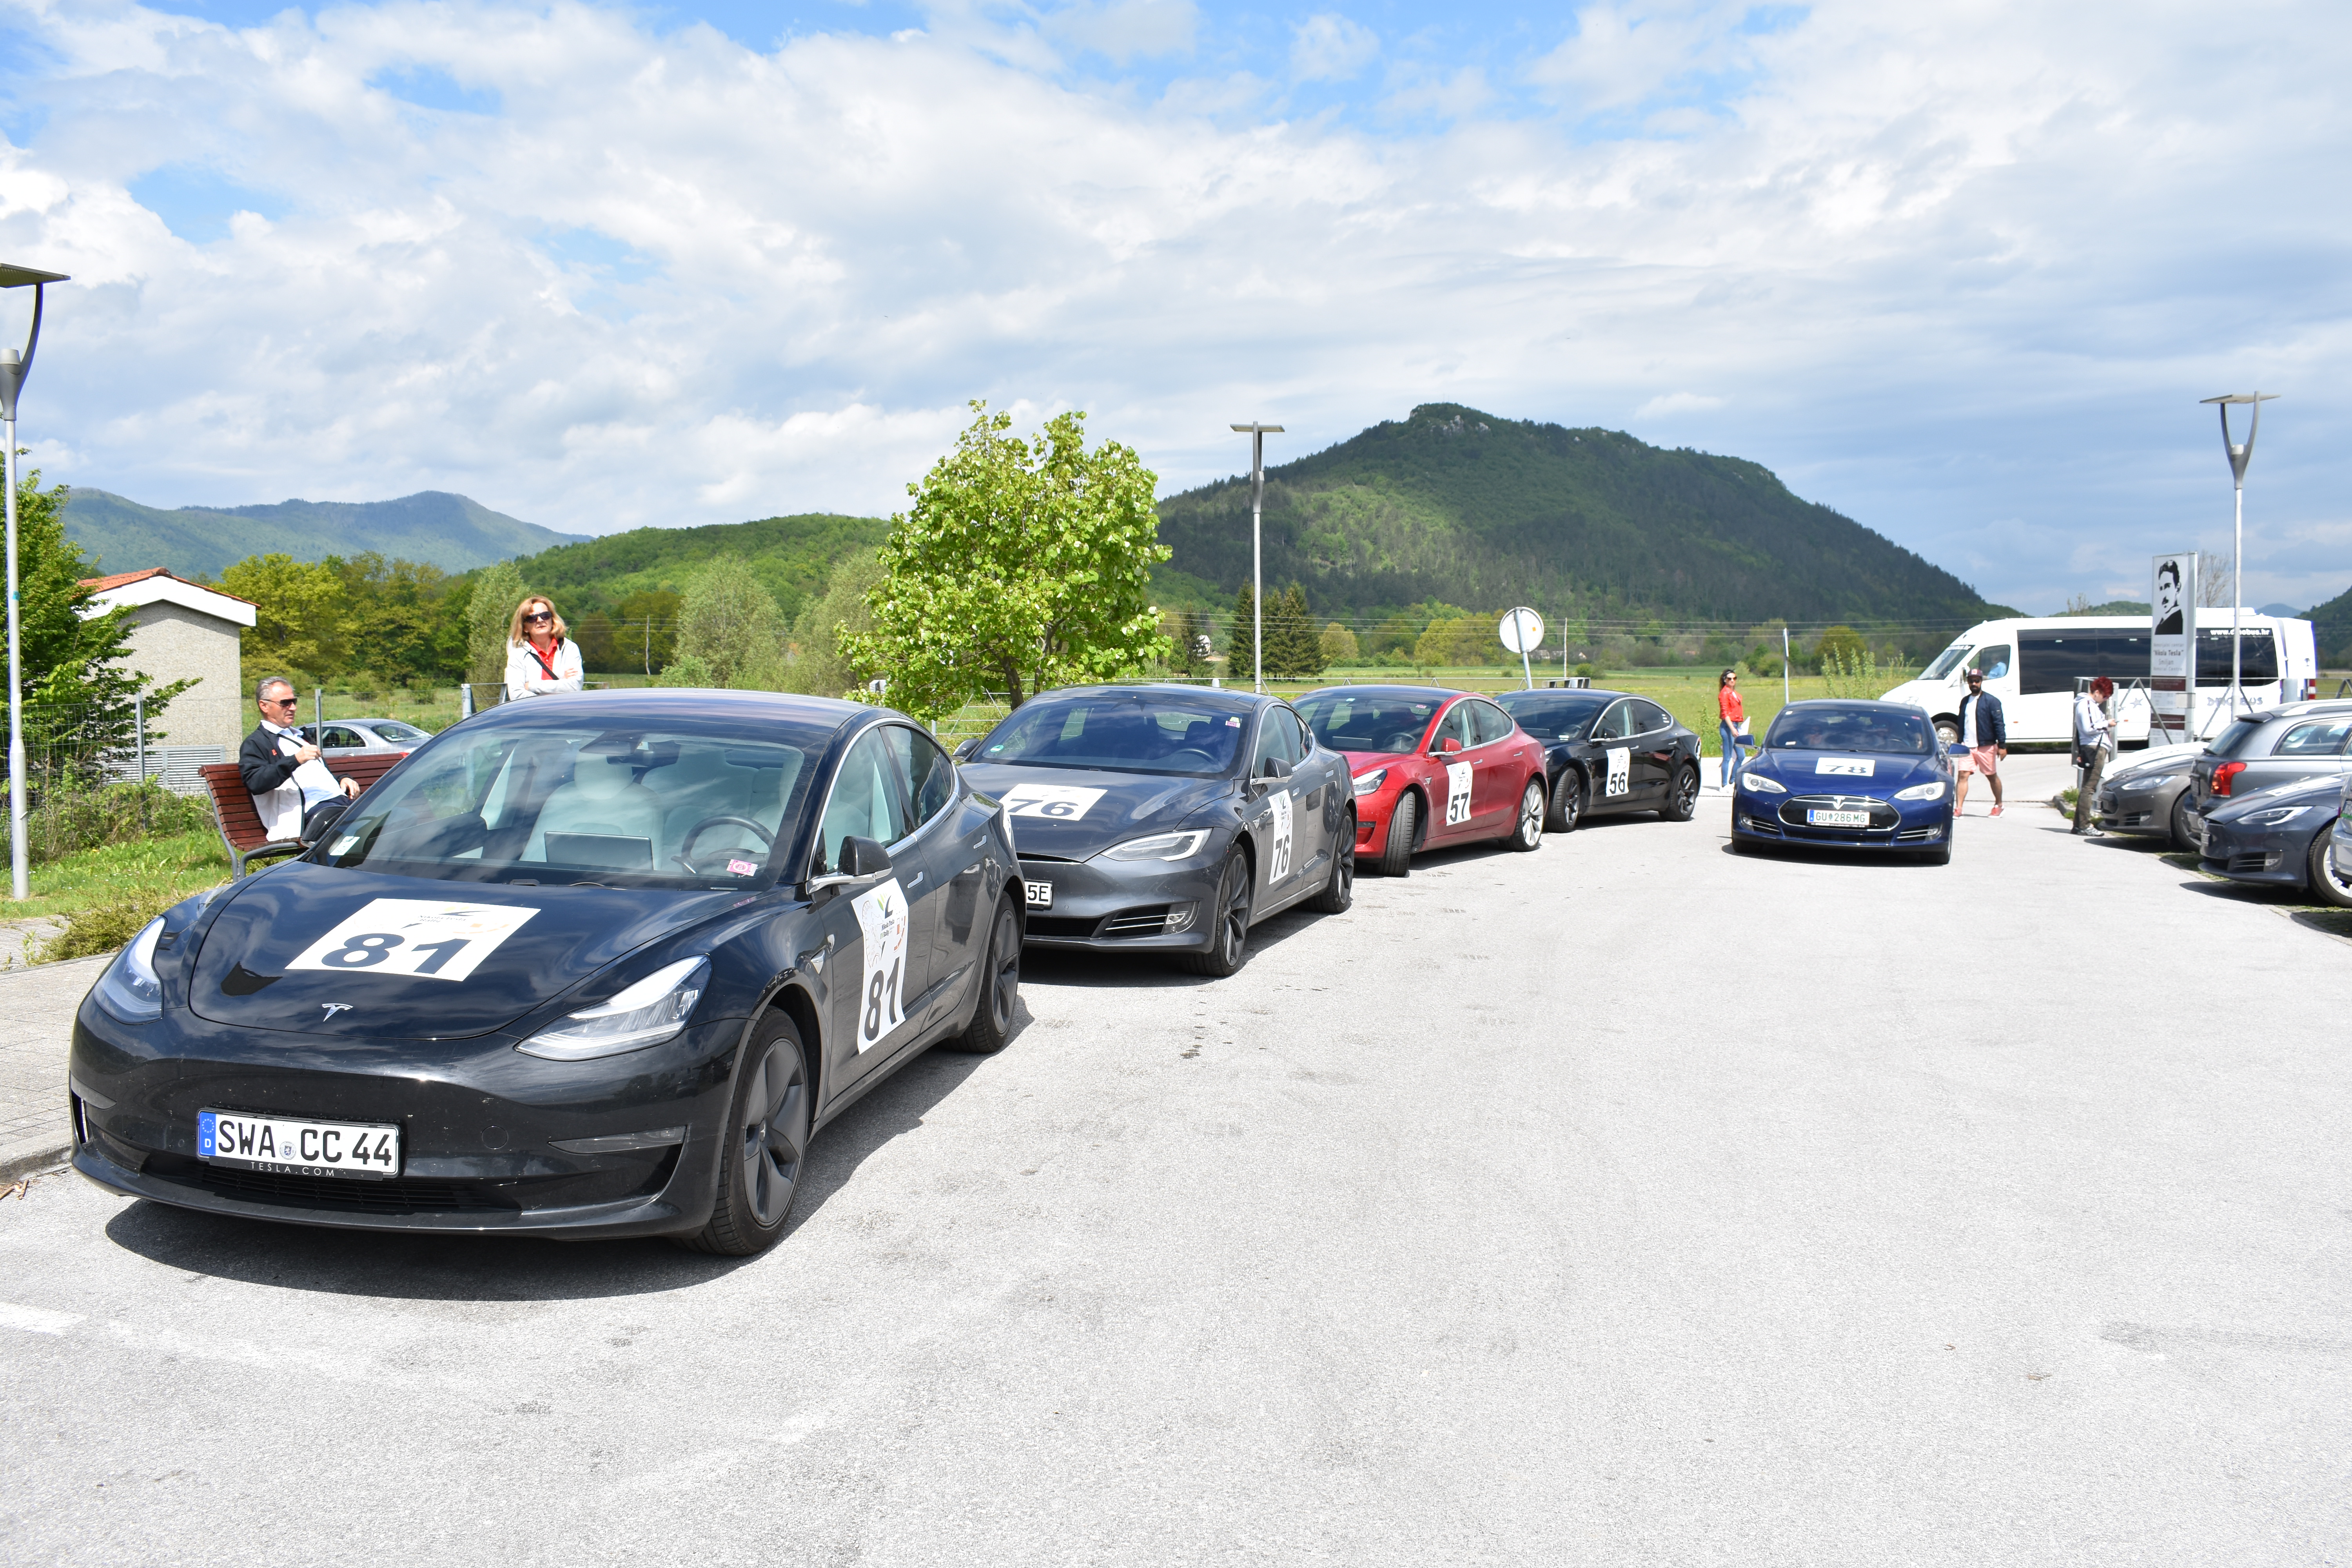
[502,595,586,700]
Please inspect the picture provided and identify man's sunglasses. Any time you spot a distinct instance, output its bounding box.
[263,696,299,707]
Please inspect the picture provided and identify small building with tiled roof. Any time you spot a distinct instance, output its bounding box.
[80,567,257,757]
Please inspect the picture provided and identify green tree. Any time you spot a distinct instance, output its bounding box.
[1319,622,1360,667]
[1267,583,1325,678]
[1813,624,1867,671]
[671,554,788,690]
[784,548,882,699]
[1229,581,1260,682]
[841,401,1169,719]
[614,588,681,675]
[8,471,193,764]
[466,561,528,686]
[1167,608,1217,676]
[338,554,455,687]
[220,554,348,684]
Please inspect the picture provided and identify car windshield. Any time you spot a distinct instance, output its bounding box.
[1495,692,1612,740]
[975,691,1249,776]
[1764,705,1937,755]
[371,720,428,743]
[315,713,828,887]
[1294,693,1438,754]
[1922,642,1975,681]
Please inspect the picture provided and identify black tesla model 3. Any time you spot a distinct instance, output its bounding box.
[68,690,1023,1255]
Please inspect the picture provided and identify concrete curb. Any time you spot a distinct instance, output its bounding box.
[0,1131,73,1184]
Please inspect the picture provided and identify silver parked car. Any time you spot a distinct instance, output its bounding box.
[2334,776,2352,889]
[297,717,433,753]
[2187,702,2352,818]
[2092,741,2207,851]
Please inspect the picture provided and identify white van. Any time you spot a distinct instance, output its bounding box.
[1881,613,2319,747]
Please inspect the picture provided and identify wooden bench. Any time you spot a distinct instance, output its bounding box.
[200,752,409,877]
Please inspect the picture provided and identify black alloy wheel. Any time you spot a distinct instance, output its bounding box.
[1181,847,1254,976]
[1308,814,1356,912]
[1662,764,1700,822]
[951,894,1022,1053]
[1375,790,1418,877]
[2310,832,2352,910]
[1506,778,1544,851]
[1546,770,1583,833]
[2169,793,2201,854]
[681,1013,811,1256]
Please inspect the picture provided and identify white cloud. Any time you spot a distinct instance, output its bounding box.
[0,0,2343,617]
[1290,13,1378,85]
[1634,391,1723,417]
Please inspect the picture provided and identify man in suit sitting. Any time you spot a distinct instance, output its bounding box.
[240,676,361,843]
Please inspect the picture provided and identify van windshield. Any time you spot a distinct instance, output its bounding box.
[1922,643,1975,681]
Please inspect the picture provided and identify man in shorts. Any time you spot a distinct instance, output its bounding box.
[1953,667,2007,817]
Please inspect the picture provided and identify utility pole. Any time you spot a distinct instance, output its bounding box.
[0,263,68,902]
[2198,392,2277,717]
[1229,424,1283,694]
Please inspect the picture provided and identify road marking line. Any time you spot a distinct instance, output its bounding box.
[0,1300,83,1335]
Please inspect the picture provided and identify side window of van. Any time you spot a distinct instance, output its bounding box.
[1973,644,2013,683]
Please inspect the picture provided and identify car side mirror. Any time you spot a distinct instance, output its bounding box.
[810,835,892,896]
[953,738,980,762]
[1432,737,1463,755]
[1258,755,1294,780]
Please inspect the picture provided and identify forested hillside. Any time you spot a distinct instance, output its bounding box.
[503,513,887,622]
[64,489,582,578]
[2306,582,2352,667]
[1154,405,1996,641]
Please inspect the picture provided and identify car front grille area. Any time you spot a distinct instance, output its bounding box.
[140,1151,675,1216]
[1894,827,1943,843]
[1777,796,1899,833]
[1029,905,1194,940]
[2226,851,2283,874]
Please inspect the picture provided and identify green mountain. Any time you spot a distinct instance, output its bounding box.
[501,513,891,621]
[1153,405,1997,638]
[62,488,586,579]
[2307,584,2352,667]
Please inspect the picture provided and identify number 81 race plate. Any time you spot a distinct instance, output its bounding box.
[199,1109,401,1179]
[285,898,539,983]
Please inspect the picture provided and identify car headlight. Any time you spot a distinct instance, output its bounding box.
[2118,773,2178,792]
[1099,829,1212,862]
[1351,768,1388,797]
[2241,806,2313,828]
[93,916,167,1024]
[519,956,709,1060]
[1741,771,1787,794]
[1894,780,1947,802]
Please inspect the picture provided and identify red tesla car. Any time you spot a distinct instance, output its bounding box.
[1293,686,1549,875]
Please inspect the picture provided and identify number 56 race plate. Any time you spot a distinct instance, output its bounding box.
[285,899,539,983]
[199,1109,401,1179]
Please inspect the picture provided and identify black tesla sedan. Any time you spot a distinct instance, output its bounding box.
[955,684,1355,976]
[1493,687,1704,831]
[68,690,1023,1256]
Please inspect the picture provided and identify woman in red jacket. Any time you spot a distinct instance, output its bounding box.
[1717,668,1750,786]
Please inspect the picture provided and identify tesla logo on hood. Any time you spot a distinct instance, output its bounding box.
[320,1003,354,1021]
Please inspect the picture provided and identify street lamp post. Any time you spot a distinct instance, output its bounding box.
[1229,423,1283,695]
[2198,391,2278,718]
[0,264,69,903]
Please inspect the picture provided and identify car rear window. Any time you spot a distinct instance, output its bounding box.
[2206,717,2270,759]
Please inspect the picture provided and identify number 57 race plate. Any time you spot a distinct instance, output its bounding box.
[285,899,539,983]
[199,1109,401,1179]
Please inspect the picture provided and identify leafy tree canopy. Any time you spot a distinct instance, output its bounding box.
[842,402,1169,718]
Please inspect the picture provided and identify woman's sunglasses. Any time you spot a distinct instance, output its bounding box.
[524,610,554,623]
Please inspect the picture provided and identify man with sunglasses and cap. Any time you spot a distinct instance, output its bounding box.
[1952,666,2007,818]
[240,675,362,844]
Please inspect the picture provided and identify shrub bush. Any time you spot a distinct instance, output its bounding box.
[5,777,213,866]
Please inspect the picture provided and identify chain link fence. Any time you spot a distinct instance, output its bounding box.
[2,698,219,865]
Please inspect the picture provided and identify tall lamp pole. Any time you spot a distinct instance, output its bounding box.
[1230,423,1283,694]
[2198,391,2277,718]
[0,265,69,903]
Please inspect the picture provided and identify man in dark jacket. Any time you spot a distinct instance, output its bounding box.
[241,677,359,842]
[1953,668,2008,817]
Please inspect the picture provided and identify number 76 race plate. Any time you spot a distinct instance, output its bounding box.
[285,899,539,983]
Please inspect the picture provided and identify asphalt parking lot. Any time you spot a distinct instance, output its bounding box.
[4,771,2347,1565]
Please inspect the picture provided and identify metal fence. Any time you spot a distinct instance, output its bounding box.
[7,697,221,799]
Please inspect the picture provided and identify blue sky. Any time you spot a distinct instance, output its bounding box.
[0,0,2345,613]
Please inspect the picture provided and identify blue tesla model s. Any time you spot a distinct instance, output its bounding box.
[1729,700,1955,865]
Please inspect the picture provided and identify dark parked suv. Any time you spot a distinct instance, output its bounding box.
[2188,702,2352,825]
